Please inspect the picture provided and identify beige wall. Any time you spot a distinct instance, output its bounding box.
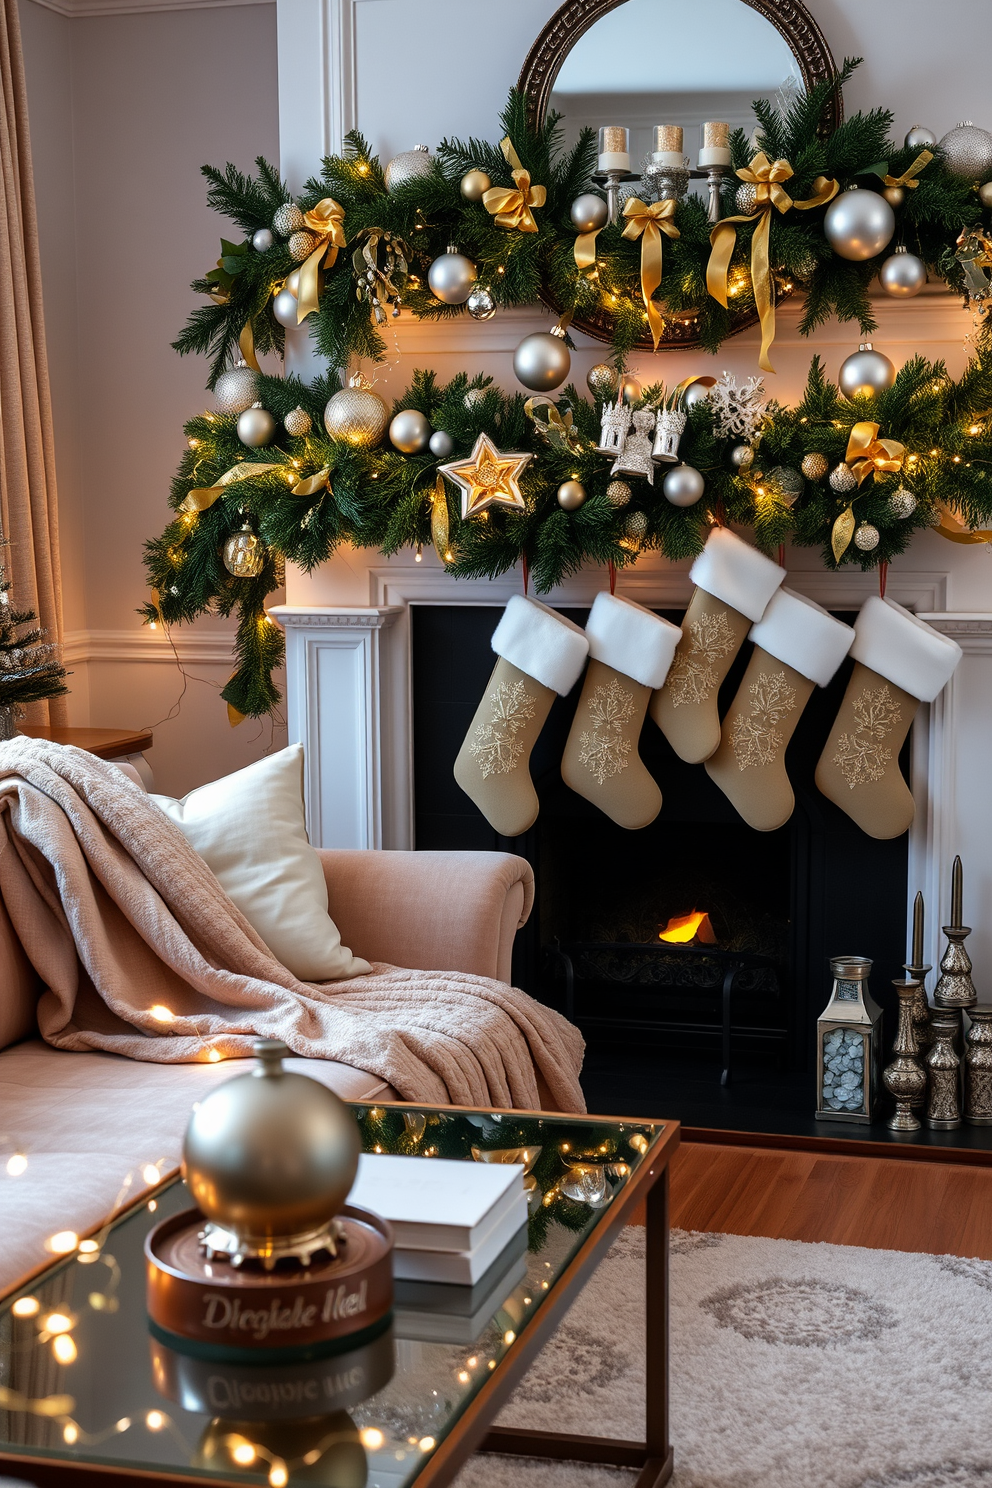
[18,0,285,796]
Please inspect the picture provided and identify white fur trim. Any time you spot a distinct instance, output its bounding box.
[491,594,589,695]
[586,592,681,690]
[748,587,855,687]
[689,526,785,622]
[849,596,962,702]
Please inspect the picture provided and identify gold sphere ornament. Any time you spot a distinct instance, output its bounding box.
[587,362,620,401]
[854,523,880,551]
[323,374,388,448]
[882,184,905,209]
[272,202,305,236]
[222,525,266,579]
[557,479,587,511]
[838,342,896,400]
[289,229,319,262]
[802,452,829,480]
[979,181,992,209]
[460,167,492,201]
[606,479,632,508]
[214,361,259,416]
[384,144,432,192]
[183,1039,361,1266]
[284,406,312,437]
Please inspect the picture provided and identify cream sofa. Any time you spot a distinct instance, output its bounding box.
[0,847,534,1296]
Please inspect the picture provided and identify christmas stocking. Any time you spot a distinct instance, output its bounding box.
[650,527,786,764]
[705,588,854,832]
[454,596,588,837]
[561,593,681,829]
[815,597,961,839]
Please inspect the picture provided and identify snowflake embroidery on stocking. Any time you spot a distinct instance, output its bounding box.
[730,670,797,770]
[667,611,737,707]
[707,371,769,443]
[578,677,636,784]
[470,680,536,778]
[832,685,902,789]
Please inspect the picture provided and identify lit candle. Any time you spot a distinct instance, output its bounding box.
[951,854,963,926]
[911,890,924,966]
[652,124,685,169]
[598,125,630,174]
[699,120,732,169]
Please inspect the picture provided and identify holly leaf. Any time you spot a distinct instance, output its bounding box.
[831,506,856,564]
[863,161,889,180]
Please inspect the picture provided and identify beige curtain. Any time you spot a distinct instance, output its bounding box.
[0,0,66,725]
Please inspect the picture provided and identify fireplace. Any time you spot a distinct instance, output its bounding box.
[412,604,909,1083]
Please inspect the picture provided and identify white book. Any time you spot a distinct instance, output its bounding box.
[393,1249,529,1343]
[392,1195,529,1285]
[348,1153,525,1252]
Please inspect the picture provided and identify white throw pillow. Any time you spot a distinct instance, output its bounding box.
[151,745,370,982]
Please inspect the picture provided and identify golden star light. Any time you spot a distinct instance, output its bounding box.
[439,433,532,519]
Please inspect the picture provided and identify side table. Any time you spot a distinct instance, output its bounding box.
[19,725,155,789]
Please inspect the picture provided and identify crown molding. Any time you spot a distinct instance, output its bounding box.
[62,627,238,665]
[26,0,272,18]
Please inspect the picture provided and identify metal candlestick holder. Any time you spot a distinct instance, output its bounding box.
[593,169,640,225]
[934,922,977,1059]
[926,1012,963,1129]
[700,164,733,225]
[964,1005,992,1124]
[882,979,927,1133]
[904,960,933,1104]
[639,154,690,206]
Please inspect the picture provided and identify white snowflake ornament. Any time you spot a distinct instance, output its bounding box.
[707,372,770,444]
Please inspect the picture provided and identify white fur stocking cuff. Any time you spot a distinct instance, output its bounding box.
[689,526,785,623]
[586,592,681,690]
[749,587,855,687]
[849,596,962,702]
[491,595,589,695]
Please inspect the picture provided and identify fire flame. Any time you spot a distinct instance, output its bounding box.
[659,911,716,945]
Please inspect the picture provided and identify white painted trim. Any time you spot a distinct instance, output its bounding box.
[61,628,239,665]
[277,0,356,192]
[27,0,271,16]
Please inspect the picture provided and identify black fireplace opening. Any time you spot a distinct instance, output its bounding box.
[412,603,909,1117]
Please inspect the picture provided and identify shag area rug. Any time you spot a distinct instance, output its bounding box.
[454,1228,992,1488]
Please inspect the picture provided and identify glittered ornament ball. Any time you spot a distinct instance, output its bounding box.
[323,377,389,448]
[766,466,804,505]
[466,286,496,321]
[463,387,486,410]
[284,406,312,437]
[802,452,829,480]
[384,144,432,192]
[570,193,609,233]
[460,168,491,201]
[855,523,881,551]
[272,202,304,236]
[429,430,454,458]
[937,121,992,181]
[222,525,266,579]
[606,480,632,508]
[428,247,477,305]
[880,246,926,298]
[557,479,587,511]
[513,330,571,393]
[829,462,857,493]
[214,362,258,416]
[839,342,896,399]
[905,125,937,151]
[252,227,274,252]
[587,363,620,401]
[625,510,648,541]
[824,187,895,261]
[662,464,705,507]
[389,408,432,454]
[889,487,918,518]
[735,183,758,215]
[289,230,318,263]
[237,403,276,448]
[272,287,300,328]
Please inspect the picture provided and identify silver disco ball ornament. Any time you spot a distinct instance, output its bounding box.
[662,463,705,507]
[466,285,496,321]
[735,182,758,215]
[389,408,432,454]
[384,145,432,193]
[606,479,632,508]
[323,376,389,448]
[289,229,319,263]
[824,187,895,261]
[587,362,620,401]
[802,452,829,481]
[570,193,609,233]
[839,342,896,400]
[284,406,312,437]
[252,227,274,253]
[428,246,477,305]
[222,525,266,579]
[731,444,754,469]
[904,125,937,151]
[513,330,571,393]
[854,523,881,551]
[272,202,304,236]
[460,168,491,202]
[272,286,300,328]
[889,486,918,519]
[880,246,926,298]
[429,430,454,458]
[214,361,259,416]
[937,121,992,181]
[237,403,277,448]
[556,479,587,511]
[829,462,857,493]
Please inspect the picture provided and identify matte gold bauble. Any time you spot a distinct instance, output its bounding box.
[323,375,389,447]
[460,168,492,201]
[222,525,265,578]
[802,452,829,480]
[556,479,586,511]
[882,184,905,208]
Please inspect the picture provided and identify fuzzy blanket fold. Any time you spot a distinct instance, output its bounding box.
[0,739,585,1112]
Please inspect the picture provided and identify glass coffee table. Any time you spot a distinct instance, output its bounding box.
[0,1102,679,1488]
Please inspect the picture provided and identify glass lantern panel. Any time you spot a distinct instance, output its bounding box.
[835,979,860,1002]
[821,1027,867,1115]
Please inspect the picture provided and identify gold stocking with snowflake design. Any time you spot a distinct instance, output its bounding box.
[470,679,537,778]
[650,589,754,763]
[832,685,901,789]
[705,651,815,832]
[562,660,661,830]
[667,610,737,708]
[577,676,635,784]
[730,671,797,770]
[815,662,920,839]
[454,657,557,837]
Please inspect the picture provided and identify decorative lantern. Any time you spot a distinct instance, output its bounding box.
[815,956,883,1124]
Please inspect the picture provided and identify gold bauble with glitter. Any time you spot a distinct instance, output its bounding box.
[801,452,829,481]
[323,374,389,448]
[222,525,265,578]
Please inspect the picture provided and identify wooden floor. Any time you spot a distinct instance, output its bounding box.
[666,1142,992,1260]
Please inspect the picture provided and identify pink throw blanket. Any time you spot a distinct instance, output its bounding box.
[0,740,585,1111]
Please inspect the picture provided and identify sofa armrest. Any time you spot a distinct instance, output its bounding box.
[318,850,533,984]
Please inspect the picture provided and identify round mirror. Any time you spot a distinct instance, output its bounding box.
[519,0,841,351]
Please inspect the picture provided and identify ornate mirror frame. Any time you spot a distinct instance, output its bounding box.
[517,0,843,351]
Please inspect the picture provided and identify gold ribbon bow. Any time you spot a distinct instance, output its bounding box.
[707,153,838,373]
[846,421,905,485]
[483,138,546,234]
[296,198,347,322]
[181,461,285,514]
[883,149,933,189]
[291,466,333,498]
[524,396,584,454]
[621,198,680,351]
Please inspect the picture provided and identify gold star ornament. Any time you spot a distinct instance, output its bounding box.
[439,433,532,519]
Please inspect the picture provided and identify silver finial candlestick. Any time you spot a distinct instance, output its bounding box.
[883,979,927,1132]
[926,1012,962,1129]
[703,165,732,224]
[964,1006,992,1125]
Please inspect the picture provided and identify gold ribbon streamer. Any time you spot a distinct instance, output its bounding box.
[621,198,679,352]
[291,466,333,497]
[181,462,285,514]
[296,198,347,322]
[706,154,838,373]
[883,150,934,189]
[845,422,905,485]
[934,500,992,543]
[431,475,450,563]
[573,221,602,274]
[238,320,260,371]
[483,138,546,233]
[524,396,584,453]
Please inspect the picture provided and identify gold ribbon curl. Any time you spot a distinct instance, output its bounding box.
[846,421,906,485]
[291,466,333,497]
[933,500,992,544]
[706,153,838,373]
[883,149,934,190]
[181,462,285,514]
[483,138,546,234]
[238,321,261,371]
[524,396,584,454]
[296,198,347,322]
[621,198,680,351]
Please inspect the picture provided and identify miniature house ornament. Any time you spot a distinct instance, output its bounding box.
[816,956,883,1124]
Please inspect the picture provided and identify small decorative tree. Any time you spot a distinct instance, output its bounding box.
[0,551,69,739]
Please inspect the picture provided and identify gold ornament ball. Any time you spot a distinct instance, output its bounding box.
[854,523,880,551]
[979,182,992,209]
[222,526,265,579]
[284,405,312,437]
[183,1039,361,1246]
[625,510,648,539]
[289,229,319,262]
[272,202,305,236]
[606,479,632,508]
[587,362,620,401]
[889,486,917,519]
[460,168,492,201]
[324,378,389,447]
[569,193,609,233]
[882,184,905,209]
[557,479,587,511]
[802,452,829,480]
[838,342,896,399]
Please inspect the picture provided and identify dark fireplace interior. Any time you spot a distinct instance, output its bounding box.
[412,603,910,1131]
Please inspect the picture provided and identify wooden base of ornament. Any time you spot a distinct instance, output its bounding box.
[146,1205,393,1361]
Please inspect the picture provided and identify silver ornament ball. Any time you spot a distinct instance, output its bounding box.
[272,202,304,236]
[663,463,705,507]
[880,246,926,298]
[289,229,318,263]
[237,403,277,448]
[557,479,587,511]
[938,121,992,181]
[214,362,259,416]
[735,182,758,215]
[429,430,454,458]
[222,525,266,580]
[284,406,312,437]
[384,144,432,193]
[620,373,643,406]
[854,523,881,551]
[389,408,433,454]
[904,125,937,151]
[839,342,896,399]
[323,379,389,448]
[980,182,992,209]
[889,486,918,519]
[606,479,632,508]
[682,381,713,409]
[466,285,496,321]
[513,330,571,393]
[252,227,274,253]
[829,462,857,493]
[460,168,492,202]
[824,187,895,261]
[272,287,300,328]
[463,387,486,410]
[801,452,829,480]
[428,247,478,305]
[587,362,620,401]
[570,193,609,233]
[731,444,754,469]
